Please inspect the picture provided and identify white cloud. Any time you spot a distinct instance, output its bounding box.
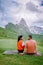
[18,0,30,4]
[0,0,43,28]
[0,20,8,28]
[0,13,2,19]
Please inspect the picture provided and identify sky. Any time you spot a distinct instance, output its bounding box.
[0,0,43,28]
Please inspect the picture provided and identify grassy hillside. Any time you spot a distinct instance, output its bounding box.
[0,27,43,46]
[32,34,43,46]
[0,27,17,39]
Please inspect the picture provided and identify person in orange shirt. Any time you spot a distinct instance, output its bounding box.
[17,35,25,54]
[25,35,37,55]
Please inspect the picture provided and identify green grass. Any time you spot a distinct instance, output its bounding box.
[0,39,43,65]
[0,54,43,65]
[0,27,17,39]
[0,39,17,50]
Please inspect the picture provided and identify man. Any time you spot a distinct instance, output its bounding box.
[25,35,37,55]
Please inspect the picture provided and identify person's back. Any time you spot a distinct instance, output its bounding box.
[17,35,25,54]
[17,40,25,51]
[25,35,36,54]
[25,40,36,54]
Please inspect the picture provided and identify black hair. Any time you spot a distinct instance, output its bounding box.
[17,35,23,42]
[28,35,32,39]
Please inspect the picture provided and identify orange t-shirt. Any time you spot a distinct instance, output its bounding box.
[17,40,25,50]
[25,39,36,53]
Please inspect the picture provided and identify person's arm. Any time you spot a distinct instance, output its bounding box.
[22,42,25,48]
[34,41,37,53]
[25,41,28,53]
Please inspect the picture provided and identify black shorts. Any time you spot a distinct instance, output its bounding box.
[18,50,24,53]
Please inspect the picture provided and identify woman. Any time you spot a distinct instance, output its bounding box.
[17,35,25,55]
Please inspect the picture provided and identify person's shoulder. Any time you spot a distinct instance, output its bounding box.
[25,40,29,43]
[19,40,22,43]
[32,40,36,43]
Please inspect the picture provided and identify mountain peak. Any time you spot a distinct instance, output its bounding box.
[20,18,25,22]
[19,18,27,26]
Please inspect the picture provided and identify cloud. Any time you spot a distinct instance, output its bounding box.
[26,2,39,12]
[17,0,30,4]
[0,0,43,28]
[39,0,43,6]
[0,0,22,25]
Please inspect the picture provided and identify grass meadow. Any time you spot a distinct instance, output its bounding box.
[0,39,43,65]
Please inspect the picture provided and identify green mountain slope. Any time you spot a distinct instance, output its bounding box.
[0,27,17,39]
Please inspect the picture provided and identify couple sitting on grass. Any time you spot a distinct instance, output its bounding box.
[17,35,41,56]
